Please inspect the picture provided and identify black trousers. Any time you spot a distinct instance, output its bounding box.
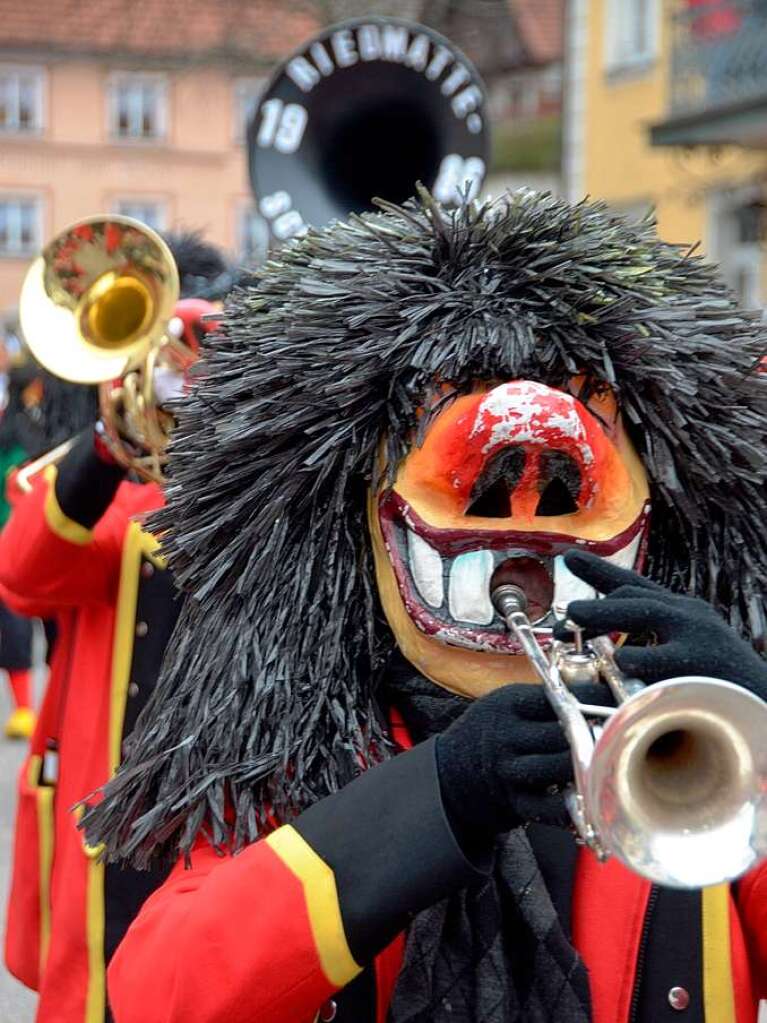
[0,601,33,671]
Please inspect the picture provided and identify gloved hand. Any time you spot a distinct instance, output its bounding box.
[93,419,123,466]
[436,681,610,851]
[554,550,767,700]
[52,426,127,530]
[94,411,148,467]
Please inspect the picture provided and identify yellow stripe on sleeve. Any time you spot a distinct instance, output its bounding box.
[702,884,736,1023]
[42,466,94,546]
[266,826,361,988]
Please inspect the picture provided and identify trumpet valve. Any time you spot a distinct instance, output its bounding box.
[555,647,601,685]
[552,616,601,684]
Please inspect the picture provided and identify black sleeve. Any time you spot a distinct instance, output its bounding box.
[293,737,487,964]
[54,428,126,529]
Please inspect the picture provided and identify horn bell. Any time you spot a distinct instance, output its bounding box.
[248,17,490,243]
[20,215,178,384]
[586,677,767,888]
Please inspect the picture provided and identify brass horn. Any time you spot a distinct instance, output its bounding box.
[19,215,180,483]
[491,583,767,888]
[247,17,490,243]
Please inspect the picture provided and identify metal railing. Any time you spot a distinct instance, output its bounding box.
[669,0,767,116]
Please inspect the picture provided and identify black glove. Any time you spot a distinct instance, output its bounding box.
[554,550,767,700]
[55,426,126,529]
[436,681,610,852]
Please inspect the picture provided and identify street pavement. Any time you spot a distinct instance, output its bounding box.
[0,628,46,1023]
[0,723,36,1022]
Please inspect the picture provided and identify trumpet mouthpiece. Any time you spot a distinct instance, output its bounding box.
[491,583,529,618]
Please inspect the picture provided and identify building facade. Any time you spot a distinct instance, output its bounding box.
[0,0,566,314]
[564,0,767,310]
[0,2,318,311]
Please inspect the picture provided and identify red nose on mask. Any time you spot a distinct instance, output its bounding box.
[445,380,614,519]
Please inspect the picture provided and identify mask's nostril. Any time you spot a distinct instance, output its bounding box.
[536,477,579,516]
[466,446,524,518]
[466,477,512,518]
[535,451,582,517]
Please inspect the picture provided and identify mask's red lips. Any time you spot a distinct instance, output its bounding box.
[378,490,650,653]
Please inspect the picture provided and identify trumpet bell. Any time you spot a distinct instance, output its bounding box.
[20,215,178,384]
[587,677,767,888]
[82,272,154,349]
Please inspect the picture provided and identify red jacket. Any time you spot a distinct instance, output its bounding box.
[0,456,166,1023]
[106,719,767,1023]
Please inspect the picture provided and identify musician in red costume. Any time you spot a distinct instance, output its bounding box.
[0,354,49,738]
[85,194,767,1023]
[2,229,228,1023]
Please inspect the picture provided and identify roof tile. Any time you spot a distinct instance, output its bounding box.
[0,0,319,65]
[511,0,564,65]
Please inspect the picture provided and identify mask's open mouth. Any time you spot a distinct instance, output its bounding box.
[378,490,650,654]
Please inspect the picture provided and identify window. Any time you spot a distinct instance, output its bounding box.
[237,203,269,265]
[114,199,167,231]
[234,77,266,141]
[109,73,167,141]
[719,202,763,309]
[708,189,764,312]
[541,65,563,102]
[520,76,540,118]
[0,197,42,257]
[605,0,659,72]
[0,67,44,134]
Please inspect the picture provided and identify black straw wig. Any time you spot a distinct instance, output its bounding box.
[84,190,767,867]
[163,229,234,301]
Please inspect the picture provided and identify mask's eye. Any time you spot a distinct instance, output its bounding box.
[535,451,581,516]
[466,447,524,518]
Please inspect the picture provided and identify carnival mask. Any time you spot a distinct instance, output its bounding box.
[370,379,650,697]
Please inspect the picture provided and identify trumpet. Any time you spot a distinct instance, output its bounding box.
[490,583,767,888]
[19,215,180,483]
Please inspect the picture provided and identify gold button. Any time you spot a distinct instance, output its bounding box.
[128,682,139,698]
[141,562,155,579]
[135,621,148,638]
[668,987,690,1011]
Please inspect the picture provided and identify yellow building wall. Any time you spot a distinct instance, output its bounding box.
[582,0,767,251]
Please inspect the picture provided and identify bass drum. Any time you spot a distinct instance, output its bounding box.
[247,16,490,242]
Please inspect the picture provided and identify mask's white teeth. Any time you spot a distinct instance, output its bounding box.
[553,554,596,615]
[603,532,642,570]
[552,533,642,616]
[407,529,444,608]
[448,550,494,625]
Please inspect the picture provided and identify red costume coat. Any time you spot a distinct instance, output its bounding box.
[0,457,169,1023]
[107,719,767,1023]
